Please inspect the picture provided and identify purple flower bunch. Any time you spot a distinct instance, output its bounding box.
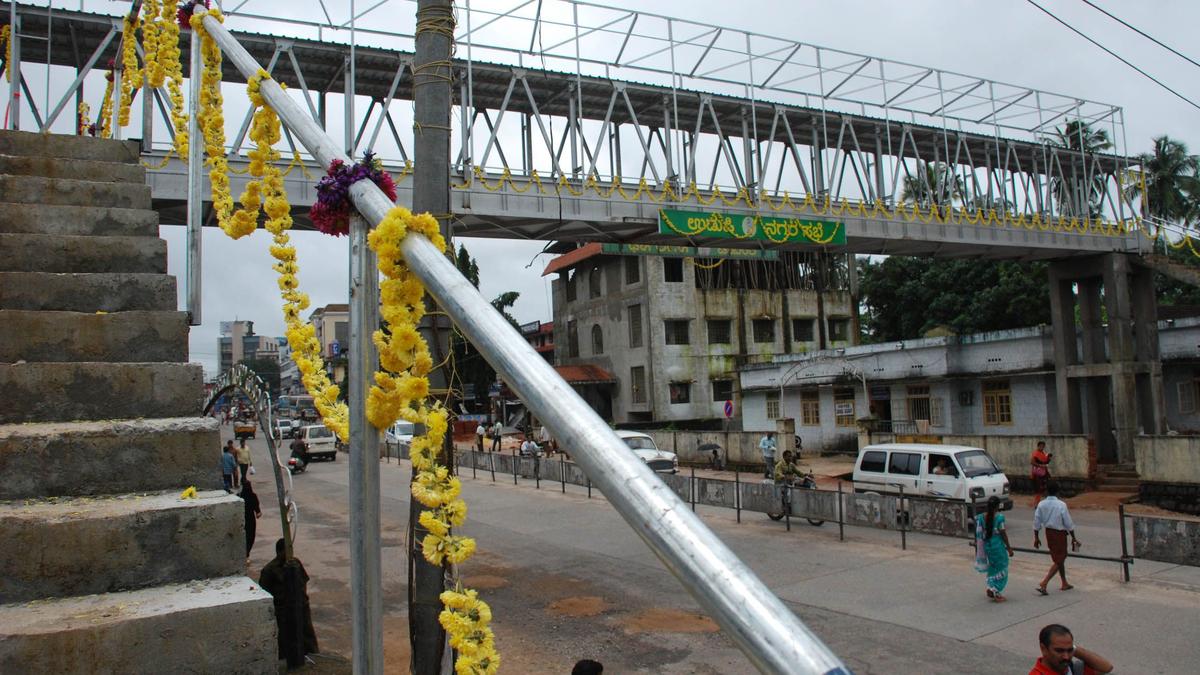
[177,0,211,29]
[310,153,397,236]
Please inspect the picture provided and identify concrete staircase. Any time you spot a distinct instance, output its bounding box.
[0,130,276,673]
[1096,463,1141,493]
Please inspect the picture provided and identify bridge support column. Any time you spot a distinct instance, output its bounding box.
[1048,254,1165,466]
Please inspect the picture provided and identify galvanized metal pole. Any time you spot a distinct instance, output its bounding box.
[184,30,203,326]
[348,213,383,674]
[197,14,848,673]
[8,11,19,130]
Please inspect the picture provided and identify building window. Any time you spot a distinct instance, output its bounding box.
[907,385,931,422]
[711,379,733,402]
[801,389,820,426]
[669,382,691,404]
[664,319,690,345]
[1179,380,1197,414]
[829,318,850,342]
[567,320,579,358]
[565,270,576,302]
[591,324,604,355]
[664,257,684,282]
[631,366,647,404]
[707,319,731,345]
[792,318,815,342]
[766,390,781,419]
[752,319,775,344]
[627,304,643,348]
[888,452,921,476]
[834,387,856,427]
[588,267,602,298]
[930,397,944,427]
[625,257,640,285]
[983,380,1013,425]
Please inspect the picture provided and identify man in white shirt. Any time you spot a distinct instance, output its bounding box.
[759,432,777,478]
[1032,482,1080,594]
[490,420,503,452]
[475,422,485,453]
[520,435,540,458]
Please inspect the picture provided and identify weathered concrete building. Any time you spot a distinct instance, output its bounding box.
[546,244,855,424]
[739,318,1200,454]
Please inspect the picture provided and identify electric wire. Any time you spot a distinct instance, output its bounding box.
[1023,0,1200,113]
[1078,0,1200,71]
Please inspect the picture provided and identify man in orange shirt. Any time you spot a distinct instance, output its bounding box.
[1029,624,1113,674]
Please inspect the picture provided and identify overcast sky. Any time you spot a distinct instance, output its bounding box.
[149,0,1200,376]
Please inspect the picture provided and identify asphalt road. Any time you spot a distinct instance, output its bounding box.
[237,431,1200,674]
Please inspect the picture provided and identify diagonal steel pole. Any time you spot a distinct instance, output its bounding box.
[197,11,848,674]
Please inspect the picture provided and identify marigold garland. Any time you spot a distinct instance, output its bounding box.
[117,11,141,128]
[1,25,10,82]
[77,102,91,136]
[367,208,498,673]
[142,0,163,87]
[157,0,189,161]
[97,72,115,139]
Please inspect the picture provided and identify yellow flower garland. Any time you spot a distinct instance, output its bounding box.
[156,0,189,161]
[97,77,115,139]
[142,0,163,87]
[367,208,499,674]
[1,25,10,82]
[77,102,91,136]
[117,11,141,128]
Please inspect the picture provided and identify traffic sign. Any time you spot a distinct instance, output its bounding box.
[723,399,734,418]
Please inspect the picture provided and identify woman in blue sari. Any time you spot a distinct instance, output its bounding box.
[974,496,1014,602]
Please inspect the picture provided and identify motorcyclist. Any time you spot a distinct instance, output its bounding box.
[773,450,812,487]
[289,436,308,470]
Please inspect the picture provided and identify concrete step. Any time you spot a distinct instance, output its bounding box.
[0,271,176,312]
[0,129,140,164]
[0,362,204,424]
[0,417,221,500]
[0,202,159,237]
[0,576,276,674]
[0,490,246,604]
[0,174,151,210]
[0,153,145,183]
[0,233,166,273]
[0,310,188,363]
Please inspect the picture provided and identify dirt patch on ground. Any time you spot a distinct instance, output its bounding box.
[620,607,720,634]
[547,595,610,617]
[463,574,510,590]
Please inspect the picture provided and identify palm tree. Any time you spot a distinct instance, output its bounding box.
[900,161,963,208]
[1047,119,1112,218]
[1124,135,1200,227]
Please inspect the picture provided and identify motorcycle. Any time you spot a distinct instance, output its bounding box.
[287,441,308,474]
[767,471,825,526]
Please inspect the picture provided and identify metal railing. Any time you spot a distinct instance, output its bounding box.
[195,10,848,674]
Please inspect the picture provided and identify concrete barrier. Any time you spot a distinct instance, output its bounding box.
[1132,437,1200,514]
[940,434,1093,480]
[1131,513,1200,566]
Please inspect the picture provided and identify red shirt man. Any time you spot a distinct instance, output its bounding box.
[1029,624,1112,674]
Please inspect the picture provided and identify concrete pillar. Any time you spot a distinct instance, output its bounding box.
[1078,277,1116,461]
[1103,254,1137,464]
[1132,265,1168,434]
[1047,269,1081,433]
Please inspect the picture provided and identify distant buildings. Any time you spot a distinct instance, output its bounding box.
[546,244,856,425]
[217,320,280,373]
[521,320,555,363]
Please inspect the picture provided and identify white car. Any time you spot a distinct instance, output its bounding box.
[385,421,416,449]
[295,424,338,462]
[272,418,298,440]
[616,430,678,474]
[852,443,1011,510]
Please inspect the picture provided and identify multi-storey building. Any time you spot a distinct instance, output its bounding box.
[546,244,856,425]
[309,303,350,384]
[217,320,281,373]
[520,320,555,364]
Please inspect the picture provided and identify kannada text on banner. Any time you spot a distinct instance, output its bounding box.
[658,209,846,246]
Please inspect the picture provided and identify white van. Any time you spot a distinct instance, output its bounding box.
[616,430,679,474]
[852,443,1011,510]
[296,424,338,462]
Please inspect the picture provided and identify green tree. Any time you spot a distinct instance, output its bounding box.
[1125,135,1200,226]
[858,257,1050,341]
[900,161,963,208]
[450,247,522,412]
[1048,119,1112,218]
[239,357,281,398]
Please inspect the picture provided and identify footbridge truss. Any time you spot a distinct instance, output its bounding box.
[5,1,1152,259]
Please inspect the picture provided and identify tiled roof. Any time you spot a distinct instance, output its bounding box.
[554,364,617,384]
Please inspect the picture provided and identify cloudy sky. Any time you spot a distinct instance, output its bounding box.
[145,0,1200,376]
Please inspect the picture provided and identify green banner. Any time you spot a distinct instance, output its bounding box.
[658,209,845,246]
[600,242,778,261]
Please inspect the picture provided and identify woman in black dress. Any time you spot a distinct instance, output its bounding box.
[242,480,262,560]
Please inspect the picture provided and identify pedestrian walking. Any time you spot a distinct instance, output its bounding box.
[759,431,777,478]
[475,422,486,453]
[974,496,1014,602]
[1030,440,1052,506]
[1029,623,1113,674]
[490,420,503,452]
[236,438,253,483]
[221,442,239,493]
[1033,482,1080,595]
[241,479,262,560]
[258,539,320,660]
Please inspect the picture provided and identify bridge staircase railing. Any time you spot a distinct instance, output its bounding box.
[194,11,849,675]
